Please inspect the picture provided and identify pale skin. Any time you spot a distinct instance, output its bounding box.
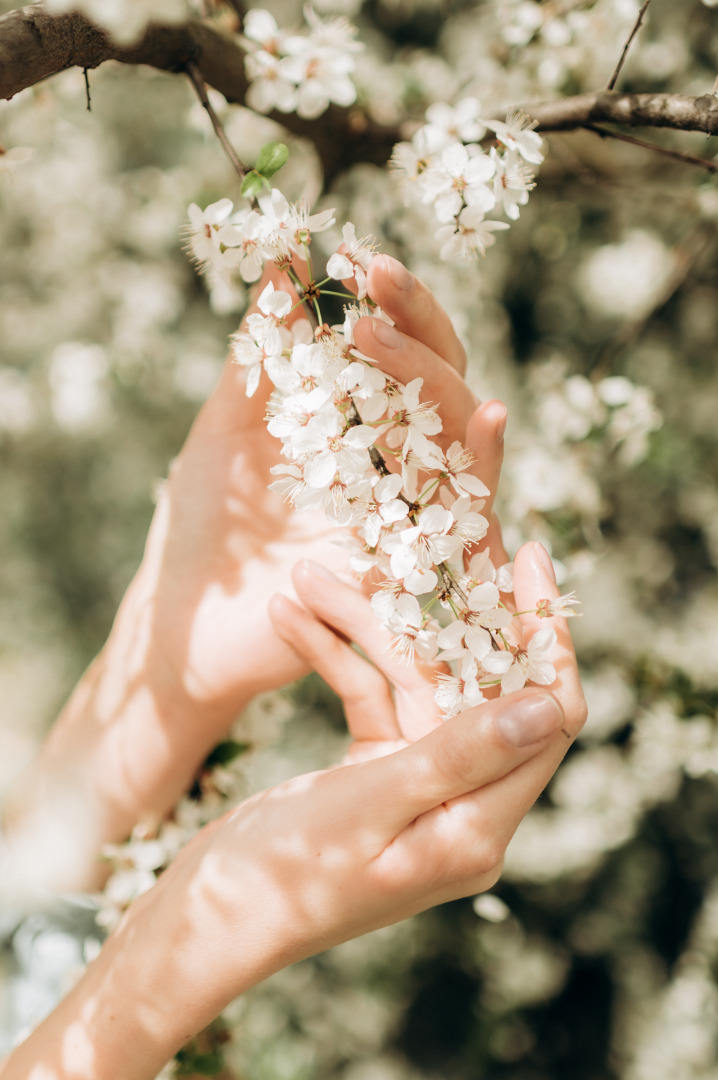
[4,254,509,881]
[0,257,587,1079]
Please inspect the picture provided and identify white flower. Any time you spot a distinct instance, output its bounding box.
[485,111,545,166]
[436,207,510,262]
[491,149,536,221]
[356,473,409,547]
[442,441,491,498]
[246,50,299,114]
[434,670,486,718]
[243,9,284,51]
[294,412,376,489]
[259,189,336,260]
[498,628,558,694]
[279,41,357,119]
[219,209,266,283]
[185,199,235,275]
[303,8,363,54]
[391,127,443,187]
[421,142,496,223]
[536,592,581,618]
[387,377,443,437]
[327,222,376,298]
[257,280,294,322]
[423,97,487,149]
[437,581,512,665]
[380,592,438,664]
[446,494,489,550]
[381,504,461,583]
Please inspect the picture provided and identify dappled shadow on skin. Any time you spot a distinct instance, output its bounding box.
[60,357,351,857]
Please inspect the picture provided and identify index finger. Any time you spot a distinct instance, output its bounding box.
[512,542,586,740]
[366,255,468,375]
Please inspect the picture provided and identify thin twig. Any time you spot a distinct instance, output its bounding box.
[185,60,248,184]
[585,123,718,173]
[713,73,718,96]
[606,0,651,91]
[83,66,91,111]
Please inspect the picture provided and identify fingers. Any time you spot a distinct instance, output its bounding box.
[512,542,586,740]
[484,514,511,572]
[365,255,468,375]
[364,686,566,834]
[268,591,402,744]
[352,316,477,450]
[464,399,506,522]
[290,560,442,740]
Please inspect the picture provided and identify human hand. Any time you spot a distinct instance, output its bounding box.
[1,541,585,1080]
[140,254,507,725]
[8,256,508,880]
[96,257,507,814]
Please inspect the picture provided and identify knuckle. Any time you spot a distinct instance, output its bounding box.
[431,732,476,795]
[471,838,505,881]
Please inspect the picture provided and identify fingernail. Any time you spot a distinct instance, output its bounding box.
[533,543,556,584]
[299,559,340,583]
[386,256,415,292]
[371,318,405,350]
[496,692,564,747]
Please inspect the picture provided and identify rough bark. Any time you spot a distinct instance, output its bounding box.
[1,4,717,180]
[521,90,718,137]
[0,4,396,180]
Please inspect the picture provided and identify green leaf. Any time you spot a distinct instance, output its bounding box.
[255,141,289,179]
[203,739,251,769]
[240,170,267,199]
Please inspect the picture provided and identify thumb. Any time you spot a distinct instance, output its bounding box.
[363,688,566,834]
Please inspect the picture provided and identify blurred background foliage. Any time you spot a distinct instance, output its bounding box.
[2,0,718,1076]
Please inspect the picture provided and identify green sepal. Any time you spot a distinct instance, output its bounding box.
[240,170,267,199]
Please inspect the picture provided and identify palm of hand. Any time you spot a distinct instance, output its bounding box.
[142,367,349,721]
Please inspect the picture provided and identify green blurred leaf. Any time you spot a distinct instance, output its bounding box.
[175,1049,224,1076]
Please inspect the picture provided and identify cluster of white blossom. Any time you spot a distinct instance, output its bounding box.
[241,7,362,120]
[392,100,544,262]
[184,181,579,719]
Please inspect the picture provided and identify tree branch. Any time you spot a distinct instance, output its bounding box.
[0,4,395,181]
[2,4,717,184]
[521,89,718,136]
[0,4,248,102]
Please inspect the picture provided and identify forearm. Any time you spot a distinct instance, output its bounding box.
[0,832,296,1080]
[3,561,250,890]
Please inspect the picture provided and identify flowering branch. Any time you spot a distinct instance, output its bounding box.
[4,5,718,185]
